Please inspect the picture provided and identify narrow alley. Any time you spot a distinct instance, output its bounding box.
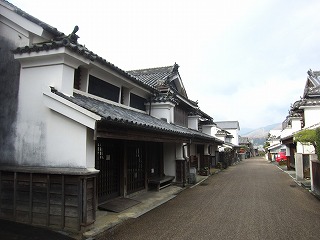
[102,157,320,240]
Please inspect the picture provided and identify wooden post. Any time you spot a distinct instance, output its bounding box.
[81,177,87,229]
[123,141,127,197]
[46,175,50,226]
[13,172,17,220]
[93,176,97,220]
[61,175,65,229]
[29,173,33,224]
[0,171,2,216]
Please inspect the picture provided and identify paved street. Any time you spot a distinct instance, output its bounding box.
[102,157,320,240]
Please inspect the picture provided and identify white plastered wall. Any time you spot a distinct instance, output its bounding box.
[202,125,213,136]
[46,109,94,168]
[188,115,199,130]
[296,142,315,154]
[303,107,320,128]
[228,129,239,145]
[291,118,302,132]
[149,102,175,123]
[14,51,95,168]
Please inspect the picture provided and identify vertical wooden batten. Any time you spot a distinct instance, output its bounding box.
[79,177,85,230]
[0,167,98,232]
[0,171,2,216]
[29,173,33,224]
[61,175,65,229]
[13,172,17,220]
[46,175,50,226]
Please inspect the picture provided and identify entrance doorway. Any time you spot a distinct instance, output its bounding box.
[127,141,145,194]
[95,139,121,203]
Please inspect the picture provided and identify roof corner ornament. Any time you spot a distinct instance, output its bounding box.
[172,62,179,73]
[156,79,166,87]
[67,25,79,44]
[308,69,314,77]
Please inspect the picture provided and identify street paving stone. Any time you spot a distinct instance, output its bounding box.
[102,157,320,240]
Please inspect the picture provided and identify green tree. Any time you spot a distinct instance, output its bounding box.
[316,128,320,160]
[294,129,316,148]
[294,127,320,160]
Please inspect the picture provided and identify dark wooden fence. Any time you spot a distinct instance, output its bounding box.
[311,160,320,196]
[219,150,238,168]
[0,168,98,232]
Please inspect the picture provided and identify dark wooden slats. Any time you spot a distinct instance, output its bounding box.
[0,171,97,231]
[127,142,145,194]
[96,140,120,202]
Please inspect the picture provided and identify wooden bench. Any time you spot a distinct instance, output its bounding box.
[148,176,175,191]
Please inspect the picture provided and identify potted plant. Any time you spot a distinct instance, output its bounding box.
[199,167,209,176]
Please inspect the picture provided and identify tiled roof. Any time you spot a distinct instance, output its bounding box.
[307,85,320,96]
[304,69,320,98]
[2,0,64,37]
[13,34,156,92]
[239,137,250,144]
[127,66,175,88]
[288,112,302,118]
[56,91,223,143]
[200,119,215,125]
[152,92,178,104]
[216,131,225,136]
[291,97,320,109]
[128,65,200,111]
[216,129,229,136]
[216,121,240,130]
[223,142,237,148]
[301,98,320,107]
[291,99,303,110]
[307,69,320,87]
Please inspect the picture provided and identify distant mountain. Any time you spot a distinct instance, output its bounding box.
[239,127,254,135]
[242,123,282,146]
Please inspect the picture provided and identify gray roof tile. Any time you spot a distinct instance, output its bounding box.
[127,66,174,88]
[128,64,200,108]
[57,92,223,143]
[307,86,320,96]
[13,35,156,92]
[239,137,250,144]
[215,121,240,130]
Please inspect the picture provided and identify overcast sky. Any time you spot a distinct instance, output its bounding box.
[9,0,320,130]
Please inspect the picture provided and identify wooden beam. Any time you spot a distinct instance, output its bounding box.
[97,129,189,143]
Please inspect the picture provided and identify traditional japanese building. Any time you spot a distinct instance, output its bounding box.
[0,0,223,231]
